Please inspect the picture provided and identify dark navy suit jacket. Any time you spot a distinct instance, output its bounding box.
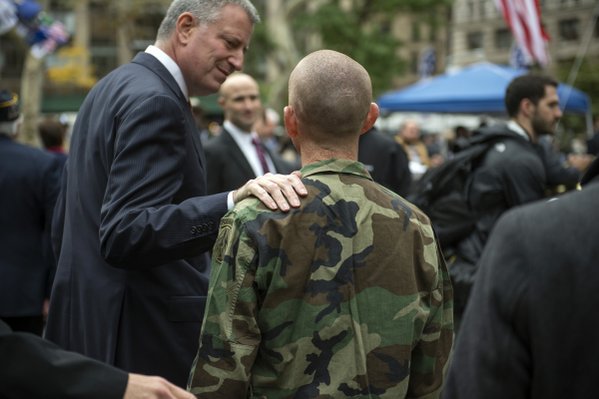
[204,128,293,194]
[0,135,60,317]
[45,52,228,387]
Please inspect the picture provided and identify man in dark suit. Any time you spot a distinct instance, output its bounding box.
[204,72,293,194]
[358,126,412,197]
[45,0,306,388]
[443,159,599,399]
[0,320,194,399]
[0,90,61,336]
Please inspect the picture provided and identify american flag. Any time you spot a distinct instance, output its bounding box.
[0,0,17,35]
[495,0,550,67]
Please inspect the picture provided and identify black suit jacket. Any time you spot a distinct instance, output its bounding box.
[358,127,412,197]
[444,162,599,399]
[0,136,60,317]
[0,319,127,398]
[204,128,292,194]
[45,52,228,387]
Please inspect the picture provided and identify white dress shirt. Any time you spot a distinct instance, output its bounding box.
[223,120,276,176]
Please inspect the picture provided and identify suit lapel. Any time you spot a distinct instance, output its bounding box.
[220,129,256,177]
[131,52,206,171]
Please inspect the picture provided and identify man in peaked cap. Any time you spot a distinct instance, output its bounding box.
[0,89,61,335]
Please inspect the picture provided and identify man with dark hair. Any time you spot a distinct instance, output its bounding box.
[37,117,68,169]
[450,74,561,323]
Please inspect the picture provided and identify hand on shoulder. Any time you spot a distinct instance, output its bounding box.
[233,171,306,211]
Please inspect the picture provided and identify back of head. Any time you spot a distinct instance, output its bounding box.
[0,90,20,137]
[504,74,558,118]
[38,118,67,148]
[288,49,372,142]
[399,120,421,143]
[156,0,260,41]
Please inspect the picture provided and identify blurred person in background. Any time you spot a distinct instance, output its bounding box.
[0,90,61,335]
[204,72,293,194]
[254,106,282,153]
[358,126,411,196]
[395,119,431,182]
[38,116,69,170]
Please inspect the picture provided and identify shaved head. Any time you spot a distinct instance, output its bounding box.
[219,72,258,98]
[218,72,261,131]
[288,50,373,141]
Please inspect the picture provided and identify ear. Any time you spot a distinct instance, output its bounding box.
[284,106,298,139]
[360,103,380,135]
[520,98,534,118]
[175,12,196,44]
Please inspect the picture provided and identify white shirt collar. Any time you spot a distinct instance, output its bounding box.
[145,45,189,100]
[223,120,275,175]
[507,120,531,141]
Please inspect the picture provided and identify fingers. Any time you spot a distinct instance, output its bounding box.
[124,374,195,399]
[234,173,307,212]
[167,383,196,399]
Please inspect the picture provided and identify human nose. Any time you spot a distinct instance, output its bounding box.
[230,50,244,72]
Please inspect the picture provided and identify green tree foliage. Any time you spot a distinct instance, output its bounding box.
[245,0,451,109]
[293,3,406,97]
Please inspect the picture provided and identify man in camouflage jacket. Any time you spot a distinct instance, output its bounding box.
[188,49,454,398]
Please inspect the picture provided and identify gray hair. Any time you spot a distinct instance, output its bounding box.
[156,0,260,41]
[0,118,21,137]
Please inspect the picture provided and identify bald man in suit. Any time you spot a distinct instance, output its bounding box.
[204,73,293,194]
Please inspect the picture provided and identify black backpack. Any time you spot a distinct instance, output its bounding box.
[407,128,517,253]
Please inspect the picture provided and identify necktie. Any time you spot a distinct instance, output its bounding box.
[252,136,270,174]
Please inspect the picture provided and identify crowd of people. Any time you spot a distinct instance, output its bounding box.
[1,0,598,398]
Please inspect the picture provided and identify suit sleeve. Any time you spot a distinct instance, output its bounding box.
[98,95,228,268]
[443,210,531,399]
[0,320,127,399]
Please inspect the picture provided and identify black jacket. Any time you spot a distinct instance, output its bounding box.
[456,124,546,264]
[358,127,412,197]
[444,158,599,399]
[0,135,61,317]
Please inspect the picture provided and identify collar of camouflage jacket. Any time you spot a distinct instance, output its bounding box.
[300,159,373,181]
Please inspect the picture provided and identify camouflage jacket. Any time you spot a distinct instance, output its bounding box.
[189,159,453,398]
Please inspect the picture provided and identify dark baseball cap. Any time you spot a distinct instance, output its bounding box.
[0,90,19,122]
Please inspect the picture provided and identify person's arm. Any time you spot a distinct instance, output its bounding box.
[407,217,454,398]
[0,320,193,399]
[188,211,260,397]
[98,96,305,269]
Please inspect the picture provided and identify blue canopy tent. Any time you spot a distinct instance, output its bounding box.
[377,62,593,135]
